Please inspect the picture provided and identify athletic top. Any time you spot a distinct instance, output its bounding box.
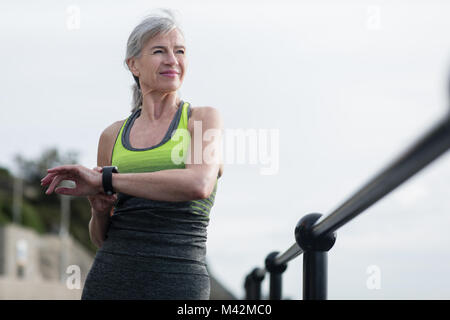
[112,100,192,173]
[99,100,218,275]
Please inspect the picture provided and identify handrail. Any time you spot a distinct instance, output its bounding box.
[273,243,303,267]
[250,242,303,284]
[252,267,266,279]
[312,115,450,238]
[245,112,450,300]
[271,114,450,268]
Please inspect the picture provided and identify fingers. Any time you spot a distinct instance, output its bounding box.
[54,187,75,196]
[45,174,67,195]
[41,173,56,186]
[88,192,113,200]
[47,164,79,173]
[41,170,76,186]
[87,193,117,212]
[42,172,75,187]
[94,193,117,202]
[43,165,111,197]
[44,165,99,181]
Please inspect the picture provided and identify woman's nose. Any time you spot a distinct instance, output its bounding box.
[164,51,178,65]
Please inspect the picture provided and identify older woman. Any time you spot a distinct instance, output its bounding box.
[41,9,223,299]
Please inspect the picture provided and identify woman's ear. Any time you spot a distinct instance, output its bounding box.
[127,57,140,77]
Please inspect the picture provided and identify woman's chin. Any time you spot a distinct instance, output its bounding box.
[158,85,182,93]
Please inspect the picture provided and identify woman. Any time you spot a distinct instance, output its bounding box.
[41,10,223,299]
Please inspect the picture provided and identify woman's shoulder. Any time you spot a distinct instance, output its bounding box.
[187,105,222,132]
[98,118,128,151]
[188,105,222,125]
[97,118,127,166]
[101,119,127,140]
[189,105,220,118]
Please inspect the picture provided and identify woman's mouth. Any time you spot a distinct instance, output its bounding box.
[160,70,179,78]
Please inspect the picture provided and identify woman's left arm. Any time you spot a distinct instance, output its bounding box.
[42,107,223,202]
[114,106,223,201]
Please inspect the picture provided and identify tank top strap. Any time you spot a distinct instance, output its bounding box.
[111,101,191,172]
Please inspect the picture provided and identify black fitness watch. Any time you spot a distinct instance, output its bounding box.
[102,166,119,195]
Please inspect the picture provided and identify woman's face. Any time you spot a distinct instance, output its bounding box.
[131,28,187,93]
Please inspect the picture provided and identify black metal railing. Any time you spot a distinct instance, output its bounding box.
[244,109,450,300]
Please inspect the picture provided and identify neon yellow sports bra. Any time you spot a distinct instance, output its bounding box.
[111,101,191,173]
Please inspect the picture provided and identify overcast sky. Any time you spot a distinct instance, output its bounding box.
[1,0,450,299]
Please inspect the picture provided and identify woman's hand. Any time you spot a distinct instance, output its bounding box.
[41,164,103,197]
[87,167,117,216]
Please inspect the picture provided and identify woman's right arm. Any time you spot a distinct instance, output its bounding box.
[88,120,124,248]
[88,206,112,249]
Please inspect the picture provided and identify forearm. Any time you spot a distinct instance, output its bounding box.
[88,210,111,249]
[111,168,205,202]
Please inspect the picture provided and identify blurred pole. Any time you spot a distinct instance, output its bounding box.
[59,181,73,283]
[12,176,23,224]
[59,194,71,283]
[59,195,70,237]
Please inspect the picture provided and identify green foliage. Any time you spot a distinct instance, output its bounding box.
[21,201,46,234]
[0,167,11,178]
[0,167,12,194]
[0,210,11,224]
[14,148,79,189]
[3,147,96,254]
[0,191,12,223]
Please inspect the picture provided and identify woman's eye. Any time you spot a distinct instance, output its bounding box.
[152,49,184,54]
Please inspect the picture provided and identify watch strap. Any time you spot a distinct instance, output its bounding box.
[102,166,118,195]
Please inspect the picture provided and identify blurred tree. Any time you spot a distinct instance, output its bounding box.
[14,148,78,189]
[0,148,97,253]
[22,201,46,234]
[0,166,12,191]
[0,191,12,224]
[0,167,13,223]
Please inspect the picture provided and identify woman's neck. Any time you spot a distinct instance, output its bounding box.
[139,91,181,122]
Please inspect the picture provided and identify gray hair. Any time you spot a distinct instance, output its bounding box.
[124,9,184,113]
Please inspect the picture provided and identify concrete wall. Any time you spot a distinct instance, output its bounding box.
[0,223,92,299]
[0,276,82,299]
[0,223,236,299]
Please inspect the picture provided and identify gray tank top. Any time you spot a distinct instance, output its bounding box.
[99,194,214,275]
[99,103,217,276]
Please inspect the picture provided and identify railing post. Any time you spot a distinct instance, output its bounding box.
[265,251,287,300]
[244,274,254,299]
[295,213,336,300]
[303,250,327,300]
[244,268,265,299]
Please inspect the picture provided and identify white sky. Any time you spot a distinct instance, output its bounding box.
[1,0,450,299]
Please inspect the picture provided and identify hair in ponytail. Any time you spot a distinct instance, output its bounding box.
[131,75,142,112]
